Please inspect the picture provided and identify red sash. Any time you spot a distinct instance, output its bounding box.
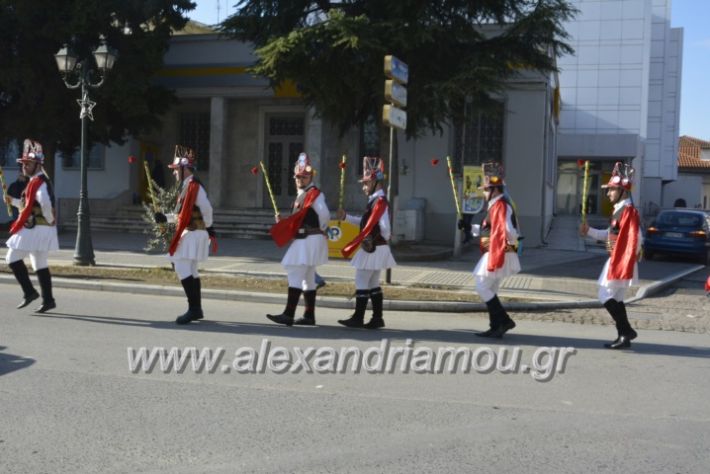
[269,188,321,247]
[607,205,640,280]
[168,180,200,256]
[486,199,508,272]
[9,175,43,235]
[341,197,387,258]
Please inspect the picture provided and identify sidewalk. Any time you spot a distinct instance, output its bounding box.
[1,230,703,312]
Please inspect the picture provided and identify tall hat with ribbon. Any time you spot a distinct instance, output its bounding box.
[17,139,45,165]
[293,152,315,177]
[479,161,505,189]
[602,161,634,191]
[168,145,196,169]
[359,156,385,183]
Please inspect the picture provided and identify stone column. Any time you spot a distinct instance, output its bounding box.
[208,96,227,207]
[305,107,324,187]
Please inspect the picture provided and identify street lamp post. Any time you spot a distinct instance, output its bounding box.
[54,41,116,266]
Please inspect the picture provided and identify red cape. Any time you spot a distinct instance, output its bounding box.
[607,205,640,280]
[486,198,508,272]
[9,175,43,235]
[168,180,200,256]
[341,197,387,258]
[269,187,321,248]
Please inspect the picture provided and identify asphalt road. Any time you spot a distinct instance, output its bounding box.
[1,284,709,473]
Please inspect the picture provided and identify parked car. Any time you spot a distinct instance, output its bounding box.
[644,209,710,265]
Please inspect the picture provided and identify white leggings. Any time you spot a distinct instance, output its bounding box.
[285,265,316,291]
[598,286,627,304]
[5,248,49,271]
[475,276,501,303]
[173,259,199,280]
[355,269,381,290]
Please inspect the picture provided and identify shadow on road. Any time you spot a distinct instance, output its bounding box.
[32,313,710,359]
[0,345,35,376]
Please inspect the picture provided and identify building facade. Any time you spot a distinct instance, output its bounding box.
[557,0,683,218]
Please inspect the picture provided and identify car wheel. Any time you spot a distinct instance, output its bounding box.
[703,250,710,266]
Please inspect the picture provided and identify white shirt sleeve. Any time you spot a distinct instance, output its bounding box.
[345,214,361,226]
[36,182,55,225]
[586,226,608,241]
[313,193,331,231]
[196,185,213,228]
[379,207,392,240]
[505,204,518,242]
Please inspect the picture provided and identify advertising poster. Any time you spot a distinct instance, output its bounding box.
[463,165,485,214]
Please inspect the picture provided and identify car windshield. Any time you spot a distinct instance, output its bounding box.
[656,212,703,228]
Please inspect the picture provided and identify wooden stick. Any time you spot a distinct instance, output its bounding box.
[581,160,590,225]
[446,156,462,218]
[259,161,279,217]
[338,154,346,211]
[0,165,13,217]
[143,160,158,212]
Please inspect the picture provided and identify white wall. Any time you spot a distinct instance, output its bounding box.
[54,141,132,199]
[662,173,703,208]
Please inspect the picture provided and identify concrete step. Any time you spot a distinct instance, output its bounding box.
[62,206,275,240]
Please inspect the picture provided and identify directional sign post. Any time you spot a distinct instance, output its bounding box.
[383,55,409,283]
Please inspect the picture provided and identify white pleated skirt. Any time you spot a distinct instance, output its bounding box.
[6,226,59,252]
[168,229,210,262]
[596,258,638,288]
[472,251,521,279]
[350,245,396,270]
[281,234,328,267]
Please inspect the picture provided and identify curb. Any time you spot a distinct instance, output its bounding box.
[2,265,700,312]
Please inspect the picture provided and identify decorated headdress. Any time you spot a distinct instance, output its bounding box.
[359,156,385,183]
[479,161,505,189]
[17,139,45,165]
[168,145,196,169]
[601,162,634,191]
[293,152,315,177]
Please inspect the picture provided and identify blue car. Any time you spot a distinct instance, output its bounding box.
[644,209,710,265]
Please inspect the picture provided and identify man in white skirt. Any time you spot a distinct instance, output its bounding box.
[337,156,396,329]
[4,139,59,313]
[459,162,520,338]
[267,153,330,326]
[579,162,642,349]
[154,146,215,325]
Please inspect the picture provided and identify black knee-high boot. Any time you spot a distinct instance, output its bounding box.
[267,287,302,326]
[295,290,317,325]
[602,299,635,349]
[176,276,203,324]
[476,295,515,338]
[35,268,56,313]
[338,290,369,328]
[364,287,385,329]
[9,260,39,309]
[603,299,622,338]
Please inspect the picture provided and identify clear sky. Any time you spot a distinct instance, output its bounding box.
[188,0,708,140]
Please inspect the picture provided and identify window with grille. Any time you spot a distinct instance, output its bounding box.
[453,102,504,173]
[359,114,380,175]
[0,138,20,168]
[58,144,105,170]
[179,112,210,171]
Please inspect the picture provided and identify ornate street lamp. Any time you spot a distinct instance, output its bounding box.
[54,39,117,266]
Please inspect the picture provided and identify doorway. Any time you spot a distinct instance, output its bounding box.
[264,115,305,209]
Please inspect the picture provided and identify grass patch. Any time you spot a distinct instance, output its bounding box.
[0,265,478,302]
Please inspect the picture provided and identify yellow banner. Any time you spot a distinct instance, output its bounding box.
[463,166,485,214]
[326,220,360,258]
